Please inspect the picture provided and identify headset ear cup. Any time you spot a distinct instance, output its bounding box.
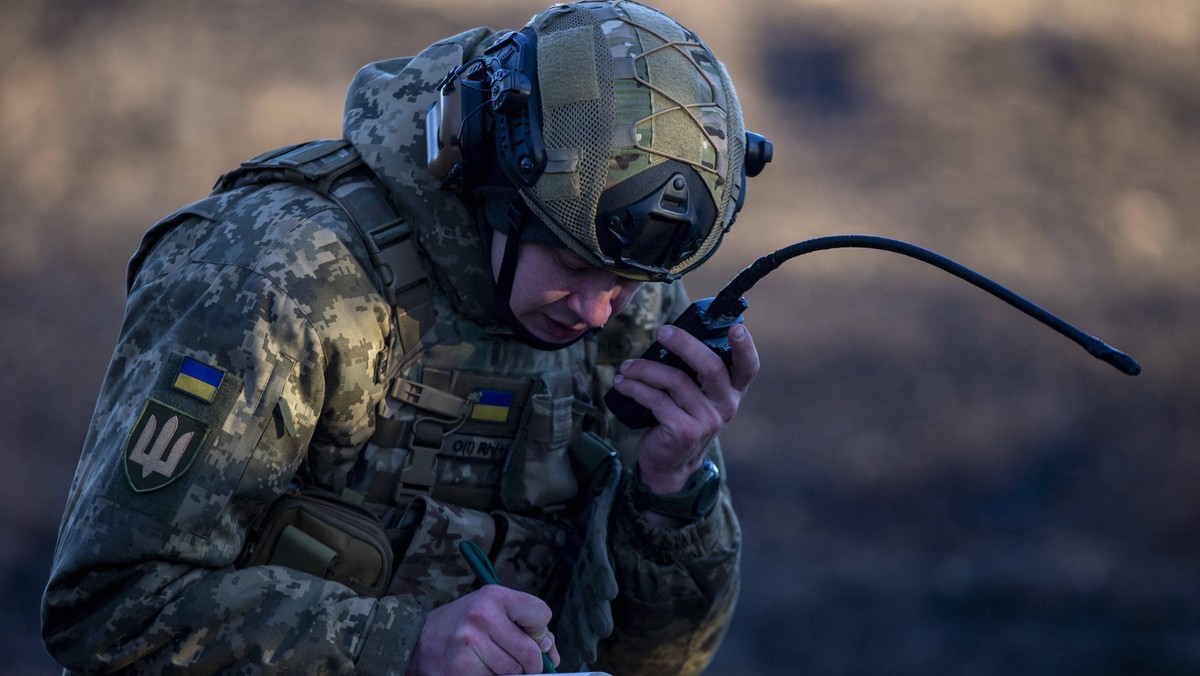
[425,97,462,185]
[428,30,544,195]
[488,29,546,189]
[427,61,490,191]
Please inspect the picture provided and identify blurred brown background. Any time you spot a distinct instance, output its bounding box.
[3,0,1197,672]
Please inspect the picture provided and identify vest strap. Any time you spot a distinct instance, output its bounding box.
[396,420,444,499]
[212,139,437,357]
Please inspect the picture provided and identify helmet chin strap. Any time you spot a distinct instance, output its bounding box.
[493,196,589,352]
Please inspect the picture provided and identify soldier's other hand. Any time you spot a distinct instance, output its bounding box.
[405,585,560,675]
[612,322,759,494]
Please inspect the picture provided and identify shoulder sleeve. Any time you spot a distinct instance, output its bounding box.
[42,185,419,673]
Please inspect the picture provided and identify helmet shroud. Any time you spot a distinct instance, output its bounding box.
[521,0,746,281]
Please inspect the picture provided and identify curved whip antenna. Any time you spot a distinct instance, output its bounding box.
[709,235,1141,376]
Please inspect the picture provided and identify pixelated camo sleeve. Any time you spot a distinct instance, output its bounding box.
[587,281,742,675]
[594,468,740,675]
[42,184,417,673]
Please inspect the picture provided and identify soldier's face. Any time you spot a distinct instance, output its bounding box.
[492,232,643,344]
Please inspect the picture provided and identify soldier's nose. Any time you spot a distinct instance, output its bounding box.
[569,288,616,329]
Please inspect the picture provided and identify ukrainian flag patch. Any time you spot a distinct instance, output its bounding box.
[471,389,513,423]
[172,357,225,403]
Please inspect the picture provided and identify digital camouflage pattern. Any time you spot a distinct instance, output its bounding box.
[43,183,421,673]
[343,27,501,328]
[43,3,741,674]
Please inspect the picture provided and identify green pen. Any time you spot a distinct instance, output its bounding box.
[459,540,557,674]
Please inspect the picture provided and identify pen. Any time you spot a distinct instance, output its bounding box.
[459,540,557,674]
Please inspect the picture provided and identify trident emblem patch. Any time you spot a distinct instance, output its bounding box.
[124,399,208,492]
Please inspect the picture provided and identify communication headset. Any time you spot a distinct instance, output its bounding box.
[425,28,547,194]
[425,27,773,218]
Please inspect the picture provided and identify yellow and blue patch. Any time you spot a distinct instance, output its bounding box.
[172,357,225,403]
[471,389,513,423]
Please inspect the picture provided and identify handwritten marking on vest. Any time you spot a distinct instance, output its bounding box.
[448,437,511,460]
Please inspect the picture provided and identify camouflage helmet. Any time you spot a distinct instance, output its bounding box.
[516,0,750,281]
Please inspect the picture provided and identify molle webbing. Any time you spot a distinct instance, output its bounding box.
[212,139,434,356]
[369,368,537,506]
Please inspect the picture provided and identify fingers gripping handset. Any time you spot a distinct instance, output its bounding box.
[603,296,749,429]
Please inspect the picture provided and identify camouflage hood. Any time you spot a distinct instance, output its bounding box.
[343,27,504,327]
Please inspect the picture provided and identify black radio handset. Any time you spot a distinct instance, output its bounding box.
[603,234,1141,430]
[604,296,748,429]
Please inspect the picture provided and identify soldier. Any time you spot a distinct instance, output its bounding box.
[42,1,769,673]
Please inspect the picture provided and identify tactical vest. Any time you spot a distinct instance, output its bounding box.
[214,139,623,615]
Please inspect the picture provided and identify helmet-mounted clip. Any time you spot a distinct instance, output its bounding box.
[727,130,774,231]
[590,160,719,282]
[426,29,546,192]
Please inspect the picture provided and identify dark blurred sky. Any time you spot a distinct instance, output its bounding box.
[3,0,1198,673]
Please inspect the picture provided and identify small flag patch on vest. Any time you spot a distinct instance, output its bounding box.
[471,389,513,423]
[173,357,224,403]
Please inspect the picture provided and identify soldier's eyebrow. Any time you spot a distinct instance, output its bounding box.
[554,248,592,272]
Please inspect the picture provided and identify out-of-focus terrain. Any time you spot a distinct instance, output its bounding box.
[2,0,1197,672]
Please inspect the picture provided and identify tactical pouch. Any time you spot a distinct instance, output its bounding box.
[501,369,591,513]
[239,489,393,597]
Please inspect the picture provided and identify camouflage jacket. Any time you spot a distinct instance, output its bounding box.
[43,26,740,675]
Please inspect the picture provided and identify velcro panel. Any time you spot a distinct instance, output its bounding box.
[538,25,600,110]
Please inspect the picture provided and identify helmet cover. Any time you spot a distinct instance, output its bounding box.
[520,0,746,280]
